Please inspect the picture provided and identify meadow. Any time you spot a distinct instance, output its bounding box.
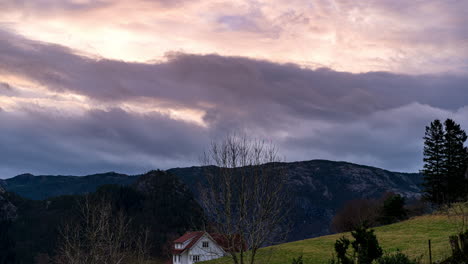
[209,213,462,264]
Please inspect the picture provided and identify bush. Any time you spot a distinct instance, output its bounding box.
[377,252,420,264]
[405,198,431,218]
[291,255,303,264]
[351,225,383,264]
[331,193,411,233]
[331,224,383,264]
[378,194,407,225]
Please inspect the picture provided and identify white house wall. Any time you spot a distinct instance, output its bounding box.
[181,252,189,264]
[173,251,189,264]
[187,234,225,263]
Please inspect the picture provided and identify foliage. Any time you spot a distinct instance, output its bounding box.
[291,255,303,264]
[350,225,383,264]
[331,225,383,264]
[376,252,420,264]
[5,170,204,263]
[443,119,468,202]
[4,159,424,244]
[332,193,411,233]
[378,194,407,225]
[0,220,16,264]
[334,237,353,264]
[422,119,446,205]
[422,119,468,205]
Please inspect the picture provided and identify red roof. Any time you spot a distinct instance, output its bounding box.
[174,231,204,243]
[172,231,205,255]
[172,231,246,255]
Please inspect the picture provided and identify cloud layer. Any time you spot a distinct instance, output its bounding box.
[1,0,467,74]
[0,29,467,177]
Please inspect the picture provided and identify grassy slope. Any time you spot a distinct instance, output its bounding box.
[210,214,460,264]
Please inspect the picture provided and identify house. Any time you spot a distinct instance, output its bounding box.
[172,231,226,264]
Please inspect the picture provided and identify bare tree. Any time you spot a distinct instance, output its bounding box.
[331,199,379,233]
[443,201,468,235]
[54,195,150,264]
[200,134,289,264]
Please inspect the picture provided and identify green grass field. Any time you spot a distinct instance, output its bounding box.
[208,214,462,264]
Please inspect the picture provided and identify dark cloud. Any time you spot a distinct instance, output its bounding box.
[2,29,467,117]
[0,30,467,176]
[0,107,208,178]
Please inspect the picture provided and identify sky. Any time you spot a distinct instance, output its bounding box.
[0,0,467,177]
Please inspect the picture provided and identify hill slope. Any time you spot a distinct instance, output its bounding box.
[2,160,423,242]
[3,170,204,263]
[169,160,422,241]
[211,214,458,264]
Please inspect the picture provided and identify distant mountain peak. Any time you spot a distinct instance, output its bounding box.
[14,173,35,180]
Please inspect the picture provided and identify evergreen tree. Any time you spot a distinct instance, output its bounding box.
[351,226,383,264]
[422,119,446,204]
[331,225,383,264]
[0,220,16,264]
[378,194,407,225]
[443,119,467,202]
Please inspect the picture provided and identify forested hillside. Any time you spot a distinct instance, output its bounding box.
[2,160,423,242]
[0,170,204,263]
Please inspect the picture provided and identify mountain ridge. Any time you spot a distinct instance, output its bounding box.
[1,159,423,241]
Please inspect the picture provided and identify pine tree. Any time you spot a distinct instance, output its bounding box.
[443,119,467,202]
[422,119,446,205]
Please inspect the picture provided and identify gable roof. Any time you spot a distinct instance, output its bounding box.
[174,231,204,243]
[172,231,246,255]
[172,231,205,254]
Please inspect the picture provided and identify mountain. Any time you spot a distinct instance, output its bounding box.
[2,160,423,242]
[0,185,17,221]
[168,160,422,241]
[3,170,204,263]
[2,172,137,200]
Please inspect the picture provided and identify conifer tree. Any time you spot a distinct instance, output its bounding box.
[0,220,16,264]
[422,119,446,204]
[443,119,467,202]
[422,119,468,205]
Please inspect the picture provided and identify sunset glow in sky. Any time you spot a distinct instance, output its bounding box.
[0,0,467,177]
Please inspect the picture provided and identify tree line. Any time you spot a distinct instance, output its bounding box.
[422,119,468,205]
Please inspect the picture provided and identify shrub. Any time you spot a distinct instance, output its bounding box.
[291,255,303,264]
[378,194,407,225]
[331,224,383,264]
[351,225,383,264]
[377,252,420,264]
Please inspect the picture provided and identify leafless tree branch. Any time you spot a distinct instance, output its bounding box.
[200,133,290,264]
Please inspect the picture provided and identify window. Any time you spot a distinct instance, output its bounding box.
[192,255,200,262]
[202,241,209,248]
